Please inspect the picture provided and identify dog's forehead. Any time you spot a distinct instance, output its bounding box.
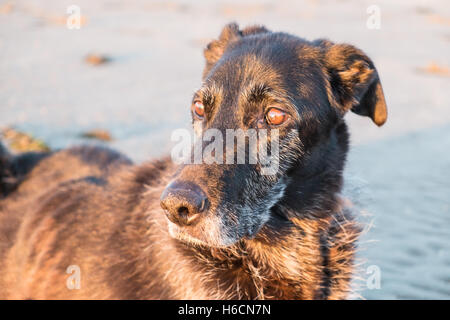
[203,36,325,98]
[201,55,299,107]
[206,54,281,89]
[204,72,319,123]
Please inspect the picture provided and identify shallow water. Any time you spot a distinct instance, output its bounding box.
[1,0,449,299]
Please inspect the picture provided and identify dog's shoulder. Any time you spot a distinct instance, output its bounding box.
[11,145,131,195]
[0,146,174,299]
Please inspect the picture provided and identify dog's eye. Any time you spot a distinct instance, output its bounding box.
[193,101,205,118]
[266,108,287,126]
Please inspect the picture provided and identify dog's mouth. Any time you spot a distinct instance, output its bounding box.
[167,220,233,248]
[160,178,287,248]
[164,206,272,249]
[164,206,241,247]
[168,222,212,247]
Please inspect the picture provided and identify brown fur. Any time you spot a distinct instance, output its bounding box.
[0,148,359,299]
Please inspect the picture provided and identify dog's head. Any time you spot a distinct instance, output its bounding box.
[160,23,387,247]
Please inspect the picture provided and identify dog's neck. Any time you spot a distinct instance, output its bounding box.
[180,200,359,299]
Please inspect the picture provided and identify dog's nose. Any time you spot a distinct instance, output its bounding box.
[160,183,208,226]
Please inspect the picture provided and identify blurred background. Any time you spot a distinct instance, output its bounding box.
[0,0,449,299]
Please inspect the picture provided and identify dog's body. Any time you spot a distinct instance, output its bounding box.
[0,24,387,299]
[0,146,357,299]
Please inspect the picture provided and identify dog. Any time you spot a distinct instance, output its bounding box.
[0,23,387,299]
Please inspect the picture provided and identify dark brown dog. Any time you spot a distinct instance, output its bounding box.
[0,23,387,299]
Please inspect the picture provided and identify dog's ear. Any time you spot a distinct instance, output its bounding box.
[203,23,269,78]
[322,42,387,126]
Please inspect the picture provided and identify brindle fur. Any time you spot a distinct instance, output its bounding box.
[0,23,387,299]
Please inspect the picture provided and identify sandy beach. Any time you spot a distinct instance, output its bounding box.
[1,0,449,299]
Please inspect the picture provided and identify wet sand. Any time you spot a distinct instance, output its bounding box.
[1,0,449,299]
